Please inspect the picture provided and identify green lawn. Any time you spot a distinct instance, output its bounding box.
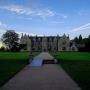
[1,52,90,89]
[0,61,26,86]
[0,52,36,61]
[0,52,39,87]
[51,52,90,90]
[51,52,90,61]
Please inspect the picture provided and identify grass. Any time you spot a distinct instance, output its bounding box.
[51,52,90,61]
[1,51,90,90]
[51,52,90,90]
[0,61,26,86]
[0,52,39,87]
[0,52,33,61]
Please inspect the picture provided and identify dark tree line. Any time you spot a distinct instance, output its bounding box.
[0,30,90,52]
[73,35,90,51]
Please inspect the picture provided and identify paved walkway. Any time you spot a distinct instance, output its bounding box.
[0,52,81,90]
[34,52,54,60]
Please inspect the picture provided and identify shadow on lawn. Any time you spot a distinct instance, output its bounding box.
[57,59,90,90]
[0,60,28,87]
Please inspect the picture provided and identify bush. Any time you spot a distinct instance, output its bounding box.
[0,46,6,52]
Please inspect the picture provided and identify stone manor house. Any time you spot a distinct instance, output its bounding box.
[20,34,78,52]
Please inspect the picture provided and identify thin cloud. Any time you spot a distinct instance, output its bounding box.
[0,21,7,38]
[35,8,55,18]
[71,23,90,32]
[0,5,55,19]
[18,31,36,36]
[0,29,6,39]
[58,13,68,19]
[0,5,33,14]
[0,21,6,27]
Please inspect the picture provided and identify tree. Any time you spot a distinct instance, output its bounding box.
[2,30,19,51]
[0,46,5,52]
[85,35,90,51]
[74,37,79,44]
[88,35,90,41]
[79,34,82,43]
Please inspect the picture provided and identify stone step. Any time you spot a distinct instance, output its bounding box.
[42,59,56,64]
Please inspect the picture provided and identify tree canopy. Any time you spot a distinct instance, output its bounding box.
[2,30,19,51]
[73,34,90,51]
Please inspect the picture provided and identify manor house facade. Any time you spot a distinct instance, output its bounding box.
[20,34,78,52]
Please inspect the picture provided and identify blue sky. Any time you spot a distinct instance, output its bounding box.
[0,0,90,39]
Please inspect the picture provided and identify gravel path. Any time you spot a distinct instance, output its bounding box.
[0,52,81,90]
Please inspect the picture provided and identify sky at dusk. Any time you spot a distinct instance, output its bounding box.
[0,0,90,39]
